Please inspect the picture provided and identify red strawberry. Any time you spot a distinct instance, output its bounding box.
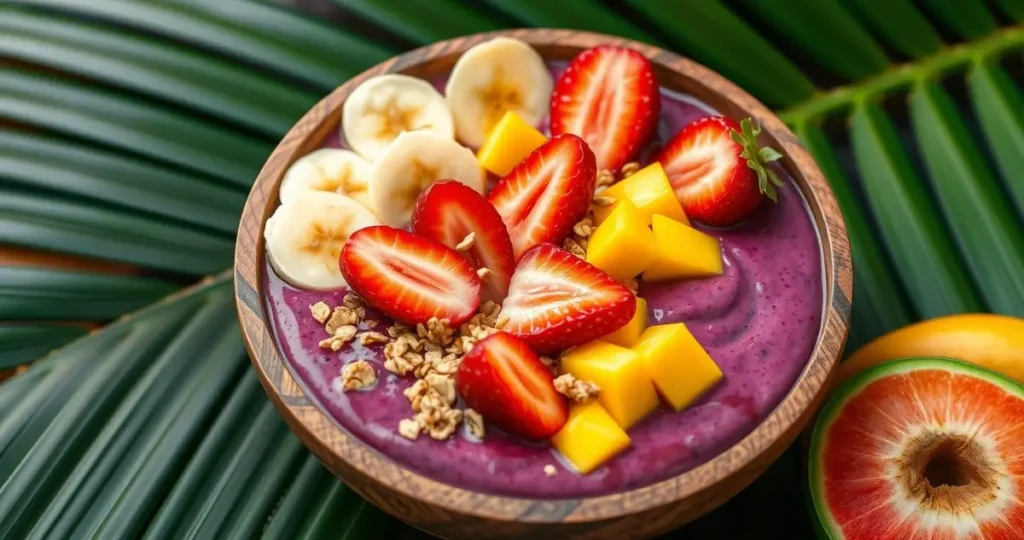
[500,244,635,354]
[655,116,785,227]
[550,45,659,172]
[339,226,481,326]
[411,180,515,304]
[487,134,596,260]
[456,332,569,440]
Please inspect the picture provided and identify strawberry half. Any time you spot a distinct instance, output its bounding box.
[550,45,659,172]
[411,180,515,304]
[456,332,569,440]
[487,134,596,260]
[655,116,785,227]
[339,225,481,326]
[500,243,635,354]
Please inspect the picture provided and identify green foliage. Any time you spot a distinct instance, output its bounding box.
[2,0,1024,538]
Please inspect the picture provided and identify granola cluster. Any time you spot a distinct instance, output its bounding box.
[553,373,601,402]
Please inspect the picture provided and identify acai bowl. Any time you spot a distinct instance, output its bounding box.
[234,29,852,540]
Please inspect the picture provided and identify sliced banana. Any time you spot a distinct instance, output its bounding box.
[279,148,374,213]
[342,74,454,162]
[445,37,552,148]
[368,130,485,228]
[265,191,380,290]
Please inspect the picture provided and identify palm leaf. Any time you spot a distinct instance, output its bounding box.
[3,1,1024,538]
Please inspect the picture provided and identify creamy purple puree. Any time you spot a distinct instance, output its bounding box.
[263,62,823,498]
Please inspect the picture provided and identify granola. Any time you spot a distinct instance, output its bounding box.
[340,359,377,391]
[357,331,389,345]
[544,464,558,477]
[554,373,600,402]
[325,306,359,335]
[318,325,357,351]
[464,409,485,439]
[309,301,331,324]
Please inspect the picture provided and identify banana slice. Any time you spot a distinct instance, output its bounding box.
[265,192,380,290]
[279,148,374,213]
[342,74,454,162]
[445,37,552,148]
[368,130,485,228]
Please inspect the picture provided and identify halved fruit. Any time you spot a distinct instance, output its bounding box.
[339,226,481,326]
[809,357,1024,540]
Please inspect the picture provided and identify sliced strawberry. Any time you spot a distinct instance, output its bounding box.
[339,225,481,326]
[456,332,568,440]
[411,180,515,304]
[550,45,659,172]
[500,243,635,354]
[655,115,785,227]
[487,134,595,260]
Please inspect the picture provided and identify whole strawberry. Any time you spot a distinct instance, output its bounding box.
[656,116,785,227]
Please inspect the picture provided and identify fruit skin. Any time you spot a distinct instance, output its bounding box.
[550,400,631,475]
[838,313,1024,387]
[808,357,1024,540]
[550,45,659,172]
[655,116,784,227]
[501,244,636,354]
[339,225,481,327]
[584,199,659,282]
[411,180,515,304]
[487,134,596,260]
[476,111,548,178]
[455,332,569,440]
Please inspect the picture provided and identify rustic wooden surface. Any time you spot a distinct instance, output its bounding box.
[234,28,853,540]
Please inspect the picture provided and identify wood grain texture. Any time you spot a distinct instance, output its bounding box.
[233,28,852,540]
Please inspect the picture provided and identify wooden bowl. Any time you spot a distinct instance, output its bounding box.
[234,28,852,540]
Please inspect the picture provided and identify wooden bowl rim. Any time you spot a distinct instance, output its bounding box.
[234,28,853,525]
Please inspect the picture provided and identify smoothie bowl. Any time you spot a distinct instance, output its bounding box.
[234,29,852,539]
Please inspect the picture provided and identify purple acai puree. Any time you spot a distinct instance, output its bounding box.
[263,62,824,498]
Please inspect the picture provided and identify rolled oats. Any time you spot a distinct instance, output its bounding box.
[572,218,594,238]
[620,161,641,177]
[464,409,485,439]
[544,464,558,477]
[398,418,422,440]
[455,232,475,251]
[309,301,331,324]
[554,373,600,402]
[325,307,359,334]
[357,331,389,345]
[318,325,357,351]
[340,360,377,391]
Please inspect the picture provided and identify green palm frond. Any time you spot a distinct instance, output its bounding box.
[3,0,1024,538]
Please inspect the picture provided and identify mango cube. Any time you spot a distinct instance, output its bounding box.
[585,200,659,282]
[593,162,688,225]
[551,400,631,474]
[560,341,660,429]
[642,214,723,282]
[633,323,723,411]
[476,110,547,177]
[603,296,647,348]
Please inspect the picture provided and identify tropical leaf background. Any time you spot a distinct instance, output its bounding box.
[2,0,1023,537]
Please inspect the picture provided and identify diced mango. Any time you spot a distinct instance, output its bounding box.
[603,296,647,348]
[642,214,723,282]
[476,110,547,177]
[585,199,659,282]
[593,162,688,225]
[561,341,660,429]
[551,400,631,474]
[633,323,723,411]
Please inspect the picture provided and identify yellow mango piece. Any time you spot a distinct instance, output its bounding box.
[476,110,547,177]
[551,400,631,474]
[633,323,723,411]
[603,296,647,348]
[642,214,723,282]
[585,199,659,282]
[561,341,660,429]
[593,162,689,225]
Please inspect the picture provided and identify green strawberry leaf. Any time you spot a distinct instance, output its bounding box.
[730,117,786,203]
[760,147,783,162]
